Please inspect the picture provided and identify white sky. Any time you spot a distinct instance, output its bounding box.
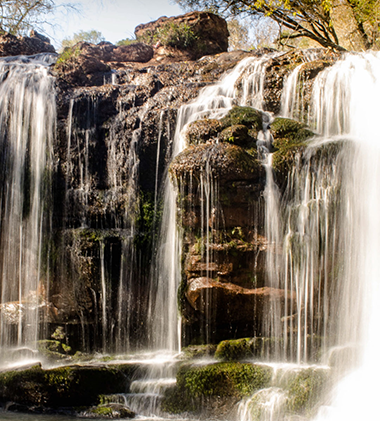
[44,0,184,48]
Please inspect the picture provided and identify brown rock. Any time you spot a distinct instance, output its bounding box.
[135,11,229,60]
[169,142,263,183]
[111,43,153,63]
[0,32,55,57]
[186,277,293,324]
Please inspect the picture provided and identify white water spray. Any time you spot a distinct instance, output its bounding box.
[0,55,55,354]
[309,51,380,421]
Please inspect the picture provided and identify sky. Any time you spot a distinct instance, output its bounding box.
[45,0,185,48]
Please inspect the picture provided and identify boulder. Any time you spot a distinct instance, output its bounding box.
[186,277,294,327]
[0,32,55,57]
[111,43,153,62]
[169,142,263,183]
[135,11,229,60]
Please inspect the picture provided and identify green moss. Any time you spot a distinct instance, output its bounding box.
[271,117,314,145]
[285,368,329,414]
[221,106,263,134]
[162,362,272,415]
[271,117,315,178]
[220,124,250,146]
[179,362,272,398]
[91,405,113,416]
[134,190,162,251]
[215,338,260,361]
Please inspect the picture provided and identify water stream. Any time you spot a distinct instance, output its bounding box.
[0,54,55,356]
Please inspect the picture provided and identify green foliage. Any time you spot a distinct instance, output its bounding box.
[116,37,137,46]
[138,21,198,49]
[61,29,105,50]
[134,190,162,251]
[0,0,56,35]
[157,22,198,48]
[174,0,380,50]
[56,45,80,65]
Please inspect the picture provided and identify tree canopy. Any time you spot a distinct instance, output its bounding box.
[174,0,380,51]
[61,29,105,49]
[0,0,56,35]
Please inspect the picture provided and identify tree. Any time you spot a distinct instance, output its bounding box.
[61,29,105,49]
[0,0,67,36]
[174,0,380,51]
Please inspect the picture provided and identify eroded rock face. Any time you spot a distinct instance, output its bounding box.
[0,32,55,56]
[135,11,229,60]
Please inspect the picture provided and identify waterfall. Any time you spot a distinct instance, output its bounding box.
[0,55,56,354]
[150,54,276,353]
[308,51,380,421]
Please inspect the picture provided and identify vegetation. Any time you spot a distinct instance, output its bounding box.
[0,0,72,36]
[137,21,199,50]
[174,0,380,50]
[162,362,273,413]
[285,368,329,414]
[61,29,105,49]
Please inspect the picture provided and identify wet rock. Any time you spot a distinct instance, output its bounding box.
[186,277,293,327]
[186,119,224,144]
[54,46,111,87]
[220,124,250,146]
[261,49,341,114]
[135,11,229,60]
[271,117,315,187]
[170,142,263,182]
[0,364,138,408]
[162,362,272,416]
[84,403,135,419]
[215,337,273,361]
[0,32,55,57]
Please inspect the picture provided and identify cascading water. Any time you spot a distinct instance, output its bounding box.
[131,54,277,417]
[307,51,380,421]
[149,55,277,353]
[0,55,56,359]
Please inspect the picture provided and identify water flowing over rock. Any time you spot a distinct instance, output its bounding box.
[1,13,380,421]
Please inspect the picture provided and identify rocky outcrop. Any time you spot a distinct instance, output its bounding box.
[135,11,229,60]
[0,31,55,56]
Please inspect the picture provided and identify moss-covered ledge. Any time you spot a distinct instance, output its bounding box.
[169,142,263,183]
[0,363,138,409]
[162,362,273,413]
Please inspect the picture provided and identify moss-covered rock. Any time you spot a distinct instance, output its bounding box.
[162,362,273,414]
[185,119,224,144]
[85,403,135,419]
[271,117,315,183]
[215,337,270,361]
[169,142,263,183]
[220,106,263,136]
[182,344,217,359]
[38,340,72,360]
[220,124,251,146]
[180,362,272,398]
[285,367,329,415]
[0,363,138,408]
